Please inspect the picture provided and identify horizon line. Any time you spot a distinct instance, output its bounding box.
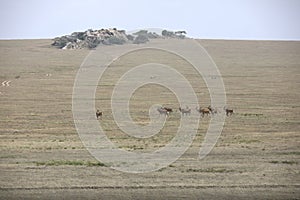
[0,37,299,42]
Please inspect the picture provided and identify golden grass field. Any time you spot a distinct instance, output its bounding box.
[0,39,299,199]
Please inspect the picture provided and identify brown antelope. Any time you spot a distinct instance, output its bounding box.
[96,109,102,119]
[196,107,210,117]
[162,107,173,113]
[224,106,234,116]
[179,106,191,116]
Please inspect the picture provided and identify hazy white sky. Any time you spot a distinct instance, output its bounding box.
[0,0,299,40]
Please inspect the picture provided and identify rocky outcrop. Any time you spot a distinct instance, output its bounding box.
[52,28,130,49]
[52,28,186,49]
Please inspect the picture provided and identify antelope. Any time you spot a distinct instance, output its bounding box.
[162,107,173,113]
[208,105,218,115]
[96,109,102,119]
[196,107,210,117]
[179,106,191,116]
[224,106,234,116]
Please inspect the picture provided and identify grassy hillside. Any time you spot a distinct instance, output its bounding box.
[0,39,299,199]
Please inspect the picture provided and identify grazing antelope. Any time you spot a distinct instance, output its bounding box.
[157,107,169,116]
[96,109,102,119]
[224,106,234,116]
[179,106,191,116]
[196,107,210,117]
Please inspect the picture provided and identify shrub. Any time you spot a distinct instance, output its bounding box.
[107,36,126,45]
[133,34,149,44]
[162,30,175,37]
